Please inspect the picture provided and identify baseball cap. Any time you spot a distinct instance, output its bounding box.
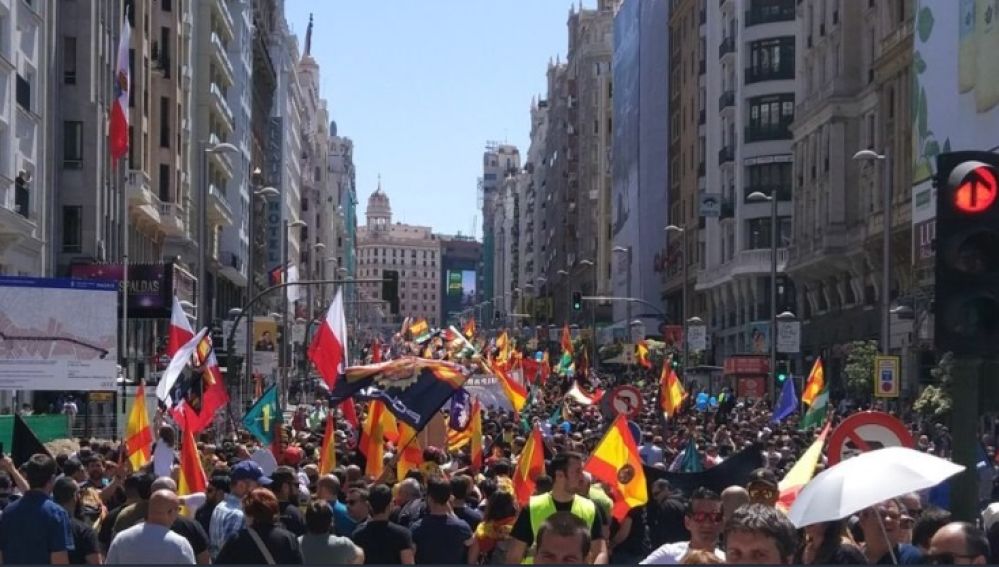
[230,460,272,485]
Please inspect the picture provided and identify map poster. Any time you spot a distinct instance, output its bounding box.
[0,277,118,391]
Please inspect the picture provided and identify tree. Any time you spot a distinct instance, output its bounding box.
[843,340,879,400]
[913,352,954,421]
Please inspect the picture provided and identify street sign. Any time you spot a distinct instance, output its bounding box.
[687,325,707,352]
[776,320,801,353]
[700,193,722,217]
[827,411,913,465]
[874,356,901,398]
[608,385,643,418]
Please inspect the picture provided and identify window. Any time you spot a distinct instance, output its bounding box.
[746,163,792,199]
[63,121,83,168]
[62,206,82,252]
[159,164,170,201]
[15,73,29,111]
[162,0,172,11]
[128,49,135,107]
[747,37,794,82]
[747,94,795,140]
[63,37,77,84]
[159,97,170,147]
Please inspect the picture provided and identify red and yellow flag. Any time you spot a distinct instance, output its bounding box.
[659,363,686,418]
[513,427,545,505]
[463,318,476,339]
[777,422,831,512]
[636,341,652,369]
[396,422,423,480]
[360,401,388,479]
[469,399,483,471]
[494,361,528,412]
[496,331,512,364]
[380,405,400,445]
[584,414,648,521]
[319,412,336,475]
[177,426,206,496]
[801,357,825,407]
[124,385,153,471]
[561,324,573,356]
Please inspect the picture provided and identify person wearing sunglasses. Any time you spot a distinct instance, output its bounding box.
[640,487,725,564]
[927,521,990,564]
[745,469,779,508]
[858,499,925,564]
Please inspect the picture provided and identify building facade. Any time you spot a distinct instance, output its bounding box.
[480,142,519,307]
[328,125,358,323]
[357,185,442,329]
[440,235,482,326]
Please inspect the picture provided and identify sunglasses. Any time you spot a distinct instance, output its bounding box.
[687,511,723,523]
[748,487,777,499]
[926,552,979,564]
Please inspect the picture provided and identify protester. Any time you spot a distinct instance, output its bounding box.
[105,490,196,565]
[641,487,725,564]
[298,498,364,564]
[350,484,415,564]
[721,503,797,565]
[927,522,990,565]
[858,499,925,564]
[149,477,211,564]
[794,519,866,565]
[533,511,592,565]
[215,488,303,564]
[0,454,73,565]
[53,477,102,565]
[410,476,474,563]
[209,460,271,558]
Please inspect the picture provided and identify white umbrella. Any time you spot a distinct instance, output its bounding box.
[788,446,964,529]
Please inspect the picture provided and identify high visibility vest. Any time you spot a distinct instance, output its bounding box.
[523,493,597,563]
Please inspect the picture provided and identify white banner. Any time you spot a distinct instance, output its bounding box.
[776,320,801,353]
[687,325,707,352]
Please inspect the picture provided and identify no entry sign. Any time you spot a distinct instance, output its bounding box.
[827,411,914,465]
[607,385,644,419]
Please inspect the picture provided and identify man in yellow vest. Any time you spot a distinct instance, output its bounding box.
[504,451,609,564]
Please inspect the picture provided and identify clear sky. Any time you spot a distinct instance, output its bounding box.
[284,0,596,239]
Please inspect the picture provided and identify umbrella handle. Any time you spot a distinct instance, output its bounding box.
[875,512,898,565]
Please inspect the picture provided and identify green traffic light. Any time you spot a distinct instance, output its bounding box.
[777,373,787,382]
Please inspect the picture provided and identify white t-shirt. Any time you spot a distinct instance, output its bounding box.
[153,440,175,478]
[640,541,726,564]
[106,523,196,564]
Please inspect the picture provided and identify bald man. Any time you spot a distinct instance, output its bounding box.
[151,477,211,564]
[721,486,750,523]
[928,522,990,565]
[105,490,195,564]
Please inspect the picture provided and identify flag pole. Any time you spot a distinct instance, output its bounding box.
[117,4,131,441]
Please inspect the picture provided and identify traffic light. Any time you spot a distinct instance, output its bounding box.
[572,291,582,311]
[777,362,788,383]
[382,270,399,315]
[935,151,999,356]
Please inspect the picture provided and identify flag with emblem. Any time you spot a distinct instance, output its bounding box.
[409,318,431,343]
[243,385,281,446]
[170,331,229,434]
[124,384,153,471]
[584,414,648,521]
[801,357,825,407]
[659,363,686,418]
[512,426,545,506]
[493,359,528,412]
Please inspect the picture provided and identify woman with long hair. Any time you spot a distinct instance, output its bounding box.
[471,489,519,564]
[795,519,866,565]
[216,488,303,564]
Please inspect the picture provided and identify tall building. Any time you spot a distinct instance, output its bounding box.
[492,173,520,319]
[518,97,551,323]
[328,124,358,321]
[613,0,670,336]
[357,184,441,329]
[439,235,482,326]
[697,0,797,372]
[540,59,571,324]
[479,142,519,307]
[788,0,915,389]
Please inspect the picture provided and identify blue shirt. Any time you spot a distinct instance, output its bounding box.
[208,493,244,559]
[411,513,473,564]
[0,490,74,564]
[329,500,357,537]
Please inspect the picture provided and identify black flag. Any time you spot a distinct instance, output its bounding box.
[644,442,764,497]
[11,413,51,467]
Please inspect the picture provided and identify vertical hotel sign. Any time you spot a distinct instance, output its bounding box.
[265,117,284,269]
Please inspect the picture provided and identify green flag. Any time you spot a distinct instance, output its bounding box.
[798,387,828,431]
[680,438,703,473]
[243,385,282,445]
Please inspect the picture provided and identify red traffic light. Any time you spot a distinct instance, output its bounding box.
[950,161,998,213]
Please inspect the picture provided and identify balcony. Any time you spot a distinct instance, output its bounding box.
[220,251,247,286]
[697,248,790,291]
[207,134,235,177]
[125,170,161,226]
[718,36,735,60]
[745,0,795,26]
[181,64,192,90]
[158,202,187,237]
[210,32,235,87]
[744,184,792,202]
[745,64,794,84]
[718,89,735,112]
[210,0,235,42]
[208,183,233,227]
[718,146,735,165]
[745,124,793,142]
[208,82,234,131]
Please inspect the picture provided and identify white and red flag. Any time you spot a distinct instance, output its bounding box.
[308,288,348,389]
[110,9,130,160]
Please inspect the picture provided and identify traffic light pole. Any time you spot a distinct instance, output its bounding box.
[949,357,981,522]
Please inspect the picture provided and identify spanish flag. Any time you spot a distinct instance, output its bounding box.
[360,401,388,479]
[381,403,400,444]
[124,385,153,471]
[636,341,652,369]
[513,427,544,505]
[659,363,686,418]
[318,413,336,475]
[463,318,476,339]
[494,361,529,412]
[409,318,430,342]
[177,426,206,496]
[396,422,423,480]
[496,331,512,363]
[561,324,573,356]
[584,414,648,521]
[469,399,483,471]
[777,422,831,512]
[801,357,825,407]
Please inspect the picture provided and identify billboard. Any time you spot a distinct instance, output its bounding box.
[0,277,118,391]
[68,263,182,318]
[912,0,999,263]
[251,317,279,378]
[446,269,477,308]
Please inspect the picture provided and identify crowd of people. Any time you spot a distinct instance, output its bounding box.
[0,331,997,565]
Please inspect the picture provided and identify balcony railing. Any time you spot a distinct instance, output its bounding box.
[718,146,735,165]
[718,89,735,111]
[745,0,795,26]
[209,82,234,126]
[210,32,235,84]
[718,36,735,59]
[745,64,794,84]
[745,124,793,142]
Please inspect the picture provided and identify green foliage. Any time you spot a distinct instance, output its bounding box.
[843,340,880,400]
[913,352,954,420]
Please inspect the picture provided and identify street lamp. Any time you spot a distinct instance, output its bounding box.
[282,219,307,404]
[853,148,892,356]
[747,190,779,403]
[245,181,279,396]
[199,141,240,330]
[612,247,633,330]
[665,225,689,375]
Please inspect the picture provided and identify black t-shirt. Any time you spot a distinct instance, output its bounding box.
[510,495,607,547]
[170,515,209,557]
[278,500,306,536]
[215,524,303,565]
[646,497,689,548]
[194,501,217,535]
[411,514,473,564]
[610,506,651,557]
[453,505,483,532]
[350,519,413,564]
[68,518,100,565]
[97,504,126,552]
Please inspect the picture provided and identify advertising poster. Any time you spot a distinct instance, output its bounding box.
[252,317,279,377]
[68,263,173,318]
[0,277,118,391]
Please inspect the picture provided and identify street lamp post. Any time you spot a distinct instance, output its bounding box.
[747,191,778,404]
[244,180,279,403]
[854,149,892,356]
[199,141,240,330]
[665,225,688,374]
[612,247,633,334]
[282,219,307,403]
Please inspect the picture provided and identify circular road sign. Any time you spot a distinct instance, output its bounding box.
[608,385,644,419]
[827,411,914,465]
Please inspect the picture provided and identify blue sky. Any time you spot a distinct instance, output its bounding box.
[285,0,596,238]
